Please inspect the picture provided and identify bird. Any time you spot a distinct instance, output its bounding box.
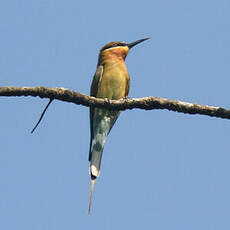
[88,38,149,214]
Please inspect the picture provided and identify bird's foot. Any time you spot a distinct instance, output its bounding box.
[104,98,111,104]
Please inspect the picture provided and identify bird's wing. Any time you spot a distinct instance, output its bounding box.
[125,75,130,97]
[88,65,104,161]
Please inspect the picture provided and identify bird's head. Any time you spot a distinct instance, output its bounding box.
[99,38,150,62]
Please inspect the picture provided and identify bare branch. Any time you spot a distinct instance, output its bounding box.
[31,98,53,133]
[0,86,230,120]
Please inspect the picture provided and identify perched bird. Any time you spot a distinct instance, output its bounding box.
[88,38,149,214]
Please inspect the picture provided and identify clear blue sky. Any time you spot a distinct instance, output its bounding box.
[0,0,230,229]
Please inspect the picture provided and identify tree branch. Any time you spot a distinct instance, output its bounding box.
[0,86,229,120]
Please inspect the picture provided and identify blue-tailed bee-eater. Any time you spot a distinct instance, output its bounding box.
[88,38,149,214]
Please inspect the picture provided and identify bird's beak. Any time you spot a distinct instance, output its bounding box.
[127,38,150,49]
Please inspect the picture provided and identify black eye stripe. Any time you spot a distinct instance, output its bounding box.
[102,43,126,51]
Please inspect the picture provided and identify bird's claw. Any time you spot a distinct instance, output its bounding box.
[104,98,111,104]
